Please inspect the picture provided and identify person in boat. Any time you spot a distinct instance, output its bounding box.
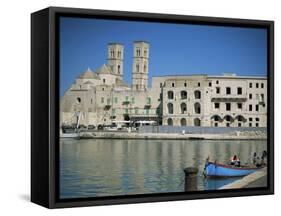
[255,157,262,168]
[230,155,240,167]
[261,150,267,166]
[252,152,257,165]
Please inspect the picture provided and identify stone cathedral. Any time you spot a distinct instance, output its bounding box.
[60,41,267,128]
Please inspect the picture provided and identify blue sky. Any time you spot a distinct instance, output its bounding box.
[60,17,267,96]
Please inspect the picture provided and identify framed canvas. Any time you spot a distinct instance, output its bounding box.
[31,6,274,208]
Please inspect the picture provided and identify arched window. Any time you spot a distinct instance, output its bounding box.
[180,118,187,126]
[144,64,147,72]
[167,118,173,126]
[118,65,121,74]
[181,91,187,99]
[167,91,174,100]
[136,64,139,72]
[213,115,220,121]
[77,97,81,103]
[167,103,173,114]
[194,118,201,126]
[194,102,201,114]
[194,90,201,99]
[181,103,187,114]
[224,115,233,122]
[236,115,246,122]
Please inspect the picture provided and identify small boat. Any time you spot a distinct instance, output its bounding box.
[60,111,82,139]
[204,161,262,178]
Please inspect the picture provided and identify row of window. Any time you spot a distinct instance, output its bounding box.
[135,63,147,73]
[167,90,201,100]
[214,102,242,110]
[167,102,201,114]
[101,97,151,105]
[168,82,201,88]
[163,81,265,90]
[249,93,265,101]
[213,122,260,127]
[249,82,265,89]
[109,50,122,59]
[166,101,263,114]
[167,118,253,127]
[110,107,160,115]
[214,103,262,111]
[167,118,201,126]
[166,87,244,100]
[215,87,243,95]
[166,80,223,89]
[166,117,260,127]
[249,104,260,112]
[136,49,148,57]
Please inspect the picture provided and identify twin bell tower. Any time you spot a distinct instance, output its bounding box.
[107,41,150,91]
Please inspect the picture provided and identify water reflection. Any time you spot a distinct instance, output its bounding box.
[60,139,267,198]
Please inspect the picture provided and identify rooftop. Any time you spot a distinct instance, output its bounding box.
[108,42,123,46]
[152,73,267,80]
[96,64,113,75]
[79,68,100,80]
[134,40,150,44]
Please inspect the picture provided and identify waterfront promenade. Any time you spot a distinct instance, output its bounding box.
[78,130,267,140]
[220,168,267,189]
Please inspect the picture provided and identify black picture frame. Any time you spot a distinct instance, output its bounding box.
[31,6,274,208]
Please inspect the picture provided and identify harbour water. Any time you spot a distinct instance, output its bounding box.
[60,139,267,199]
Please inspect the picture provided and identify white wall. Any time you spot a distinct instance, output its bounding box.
[0,0,279,215]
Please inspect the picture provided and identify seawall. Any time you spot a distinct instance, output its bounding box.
[78,131,267,140]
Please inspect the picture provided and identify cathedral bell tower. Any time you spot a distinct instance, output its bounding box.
[132,41,149,91]
[107,43,124,79]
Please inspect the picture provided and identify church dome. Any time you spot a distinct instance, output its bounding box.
[79,68,100,79]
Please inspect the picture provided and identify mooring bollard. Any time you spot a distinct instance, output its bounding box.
[184,167,198,192]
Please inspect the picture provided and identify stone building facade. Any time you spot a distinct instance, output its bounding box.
[60,41,267,128]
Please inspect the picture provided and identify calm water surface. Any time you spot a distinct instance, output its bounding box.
[60,139,267,198]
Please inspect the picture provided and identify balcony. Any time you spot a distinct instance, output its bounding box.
[211,94,247,102]
[129,113,159,122]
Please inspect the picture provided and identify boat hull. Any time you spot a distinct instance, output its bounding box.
[204,162,259,177]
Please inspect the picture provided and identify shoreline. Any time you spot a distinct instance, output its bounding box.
[219,167,267,189]
[76,131,267,140]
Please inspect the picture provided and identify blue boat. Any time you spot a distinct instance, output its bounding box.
[204,161,262,178]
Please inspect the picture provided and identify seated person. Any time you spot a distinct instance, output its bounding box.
[230,155,240,167]
[255,157,262,168]
[252,152,257,165]
[261,150,267,166]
